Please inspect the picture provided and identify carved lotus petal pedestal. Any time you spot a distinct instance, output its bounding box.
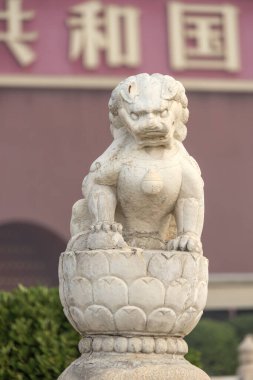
[58,248,210,379]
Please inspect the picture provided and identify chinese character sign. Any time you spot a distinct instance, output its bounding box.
[0,0,250,81]
[0,0,37,66]
[168,2,240,71]
[66,1,141,69]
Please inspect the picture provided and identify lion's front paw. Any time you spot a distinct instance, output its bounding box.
[87,222,127,250]
[167,233,202,253]
[90,222,123,234]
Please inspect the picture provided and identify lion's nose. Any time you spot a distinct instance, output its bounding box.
[141,114,157,129]
[147,113,158,124]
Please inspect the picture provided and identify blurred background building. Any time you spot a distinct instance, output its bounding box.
[0,0,252,318]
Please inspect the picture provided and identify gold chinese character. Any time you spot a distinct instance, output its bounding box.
[66,1,141,69]
[0,0,37,66]
[168,2,240,72]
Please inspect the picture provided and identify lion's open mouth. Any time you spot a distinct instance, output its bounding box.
[141,132,168,139]
[137,133,170,147]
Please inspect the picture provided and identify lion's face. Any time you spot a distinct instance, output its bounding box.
[109,74,189,145]
[117,77,182,147]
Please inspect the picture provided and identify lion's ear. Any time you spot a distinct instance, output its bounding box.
[161,76,179,100]
[120,78,139,104]
[174,121,187,142]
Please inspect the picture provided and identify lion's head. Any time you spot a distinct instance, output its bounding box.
[109,73,189,147]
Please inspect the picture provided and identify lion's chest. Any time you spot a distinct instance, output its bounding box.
[117,157,182,219]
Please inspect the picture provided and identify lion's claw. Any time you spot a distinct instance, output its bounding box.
[90,222,123,234]
[87,222,127,250]
[167,234,202,253]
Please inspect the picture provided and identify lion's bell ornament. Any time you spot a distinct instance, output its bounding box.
[141,168,164,194]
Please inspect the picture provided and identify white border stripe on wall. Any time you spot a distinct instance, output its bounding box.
[0,75,253,92]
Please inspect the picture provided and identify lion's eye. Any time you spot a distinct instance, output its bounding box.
[130,112,139,120]
[160,109,168,118]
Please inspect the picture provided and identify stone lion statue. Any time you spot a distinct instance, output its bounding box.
[67,73,204,252]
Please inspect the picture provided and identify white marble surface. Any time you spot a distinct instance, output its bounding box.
[68,74,204,254]
[59,249,208,338]
[58,74,209,379]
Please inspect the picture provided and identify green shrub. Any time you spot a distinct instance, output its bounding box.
[185,347,202,368]
[229,314,253,342]
[186,319,239,376]
[0,286,79,380]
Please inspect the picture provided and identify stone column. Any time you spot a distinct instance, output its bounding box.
[238,335,253,380]
[58,248,210,379]
[57,73,210,379]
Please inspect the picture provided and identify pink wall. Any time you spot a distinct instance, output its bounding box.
[0,88,253,273]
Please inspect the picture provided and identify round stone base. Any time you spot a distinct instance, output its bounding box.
[58,353,210,380]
